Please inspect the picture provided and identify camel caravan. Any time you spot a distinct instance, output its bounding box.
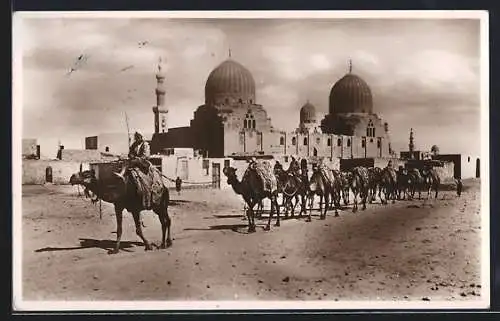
[223,156,442,234]
[67,132,442,253]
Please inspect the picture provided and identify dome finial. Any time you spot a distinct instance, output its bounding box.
[348,59,352,73]
[158,56,162,73]
[228,48,232,58]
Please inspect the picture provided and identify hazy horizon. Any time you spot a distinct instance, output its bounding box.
[18,16,483,158]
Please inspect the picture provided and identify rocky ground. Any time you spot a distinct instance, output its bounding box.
[20,179,484,305]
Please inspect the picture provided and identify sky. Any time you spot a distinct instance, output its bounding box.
[17,15,483,158]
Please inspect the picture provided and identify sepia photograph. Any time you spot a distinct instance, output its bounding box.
[13,11,489,310]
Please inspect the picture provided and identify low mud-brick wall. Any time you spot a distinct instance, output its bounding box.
[22,159,91,185]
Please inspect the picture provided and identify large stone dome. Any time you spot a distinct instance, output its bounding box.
[205,59,256,106]
[329,73,373,114]
[300,101,317,124]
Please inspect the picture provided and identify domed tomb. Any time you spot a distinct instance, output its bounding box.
[300,101,317,124]
[329,72,373,114]
[205,59,256,106]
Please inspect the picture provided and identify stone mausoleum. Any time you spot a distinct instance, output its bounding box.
[150,54,394,161]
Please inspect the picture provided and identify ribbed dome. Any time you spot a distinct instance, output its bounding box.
[205,59,256,106]
[329,73,373,114]
[300,101,317,124]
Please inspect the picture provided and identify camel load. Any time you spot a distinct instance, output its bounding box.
[244,160,278,193]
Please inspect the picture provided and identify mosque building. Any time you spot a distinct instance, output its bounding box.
[150,52,394,161]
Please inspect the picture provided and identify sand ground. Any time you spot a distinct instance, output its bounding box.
[20,180,483,303]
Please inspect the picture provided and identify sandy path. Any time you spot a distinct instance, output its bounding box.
[21,181,482,302]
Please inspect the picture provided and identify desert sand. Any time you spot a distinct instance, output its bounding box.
[21,179,482,302]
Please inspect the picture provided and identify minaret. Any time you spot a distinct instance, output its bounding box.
[152,57,168,134]
[409,128,415,159]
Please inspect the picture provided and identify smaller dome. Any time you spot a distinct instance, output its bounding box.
[300,101,317,124]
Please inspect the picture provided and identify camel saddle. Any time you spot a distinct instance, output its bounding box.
[245,160,278,193]
[128,166,164,210]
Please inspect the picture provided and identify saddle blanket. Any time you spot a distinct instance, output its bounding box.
[244,160,278,193]
[129,166,165,210]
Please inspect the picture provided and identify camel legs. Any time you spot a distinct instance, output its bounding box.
[245,199,256,233]
[265,196,280,230]
[352,190,358,213]
[307,194,314,222]
[361,189,367,211]
[110,206,124,254]
[158,205,172,249]
[132,211,153,251]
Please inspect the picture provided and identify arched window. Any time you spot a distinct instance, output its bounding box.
[377,138,381,148]
[280,137,285,145]
[292,137,297,145]
[244,111,255,129]
[361,139,366,148]
[327,138,332,146]
[303,137,308,146]
[366,120,375,137]
[316,137,321,144]
[225,98,229,104]
[105,146,109,152]
[347,139,351,147]
[337,138,342,147]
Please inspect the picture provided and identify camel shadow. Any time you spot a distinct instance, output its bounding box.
[35,238,144,254]
[184,224,252,234]
[169,200,192,206]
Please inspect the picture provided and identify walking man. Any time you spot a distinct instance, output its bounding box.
[175,176,182,196]
[456,178,463,197]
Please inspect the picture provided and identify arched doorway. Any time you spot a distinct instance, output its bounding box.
[313,147,318,157]
[45,166,53,183]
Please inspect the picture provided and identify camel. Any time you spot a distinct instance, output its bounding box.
[396,166,410,200]
[274,161,308,218]
[330,169,344,210]
[69,163,171,254]
[379,166,398,204]
[307,164,337,221]
[223,163,280,233]
[349,166,370,212]
[407,168,424,199]
[421,167,441,199]
[367,167,383,203]
[339,171,352,206]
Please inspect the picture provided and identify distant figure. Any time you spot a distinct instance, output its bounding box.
[387,160,393,169]
[456,178,463,197]
[175,176,182,196]
[273,161,284,177]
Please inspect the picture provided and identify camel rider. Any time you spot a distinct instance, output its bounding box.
[115,131,151,179]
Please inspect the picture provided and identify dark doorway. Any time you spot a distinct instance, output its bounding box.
[313,147,318,157]
[476,158,480,178]
[45,166,53,183]
[212,163,221,189]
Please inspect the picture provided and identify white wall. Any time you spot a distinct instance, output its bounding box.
[461,154,479,179]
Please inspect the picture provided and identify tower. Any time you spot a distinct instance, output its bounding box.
[409,128,415,159]
[152,57,168,134]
